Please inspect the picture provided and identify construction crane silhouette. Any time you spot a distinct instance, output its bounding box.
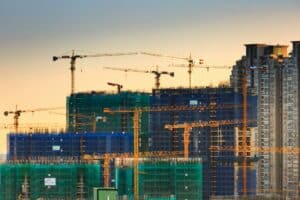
[107,82,123,93]
[3,106,65,133]
[103,66,174,89]
[52,50,138,94]
[140,52,203,88]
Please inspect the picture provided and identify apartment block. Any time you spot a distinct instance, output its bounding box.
[230,43,299,199]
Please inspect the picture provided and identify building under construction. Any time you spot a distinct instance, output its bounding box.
[58,87,258,199]
[0,163,101,200]
[67,91,150,151]
[149,87,257,198]
[2,42,300,200]
[7,132,133,161]
[115,158,203,200]
[4,86,258,199]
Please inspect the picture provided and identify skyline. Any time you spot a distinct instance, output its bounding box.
[1,0,300,153]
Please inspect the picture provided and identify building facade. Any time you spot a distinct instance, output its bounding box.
[149,87,257,199]
[67,91,150,151]
[116,158,203,200]
[230,42,299,199]
[7,132,133,161]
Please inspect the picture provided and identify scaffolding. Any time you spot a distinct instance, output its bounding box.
[149,87,257,198]
[115,158,203,200]
[0,163,101,200]
[67,91,150,151]
[7,132,133,161]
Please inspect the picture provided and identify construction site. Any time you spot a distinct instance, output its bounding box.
[0,41,300,200]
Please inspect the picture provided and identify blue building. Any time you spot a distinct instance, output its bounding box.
[7,132,133,160]
[149,87,257,199]
[7,132,133,187]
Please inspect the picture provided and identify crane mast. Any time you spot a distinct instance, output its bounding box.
[187,54,194,88]
[70,51,76,94]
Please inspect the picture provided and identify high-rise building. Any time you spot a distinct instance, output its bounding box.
[230,43,299,199]
[292,41,300,200]
[281,57,298,199]
[149,87,257,199]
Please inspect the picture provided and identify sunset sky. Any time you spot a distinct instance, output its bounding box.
[0,0,300,153]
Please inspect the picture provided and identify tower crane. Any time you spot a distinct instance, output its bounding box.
[52,50,138,94]
[140,52,203,88]
[107,82,123,93]
[3,106,65,133]
[103,66,174,89]
[103,103,243,199]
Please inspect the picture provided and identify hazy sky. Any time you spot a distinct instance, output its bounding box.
[0,0,300,153]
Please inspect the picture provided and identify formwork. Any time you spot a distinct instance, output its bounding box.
[115,158,203,200]
[67,91,150,151]
[7,132,133,160]
[0,163,101,200]
[149,87,257,199]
